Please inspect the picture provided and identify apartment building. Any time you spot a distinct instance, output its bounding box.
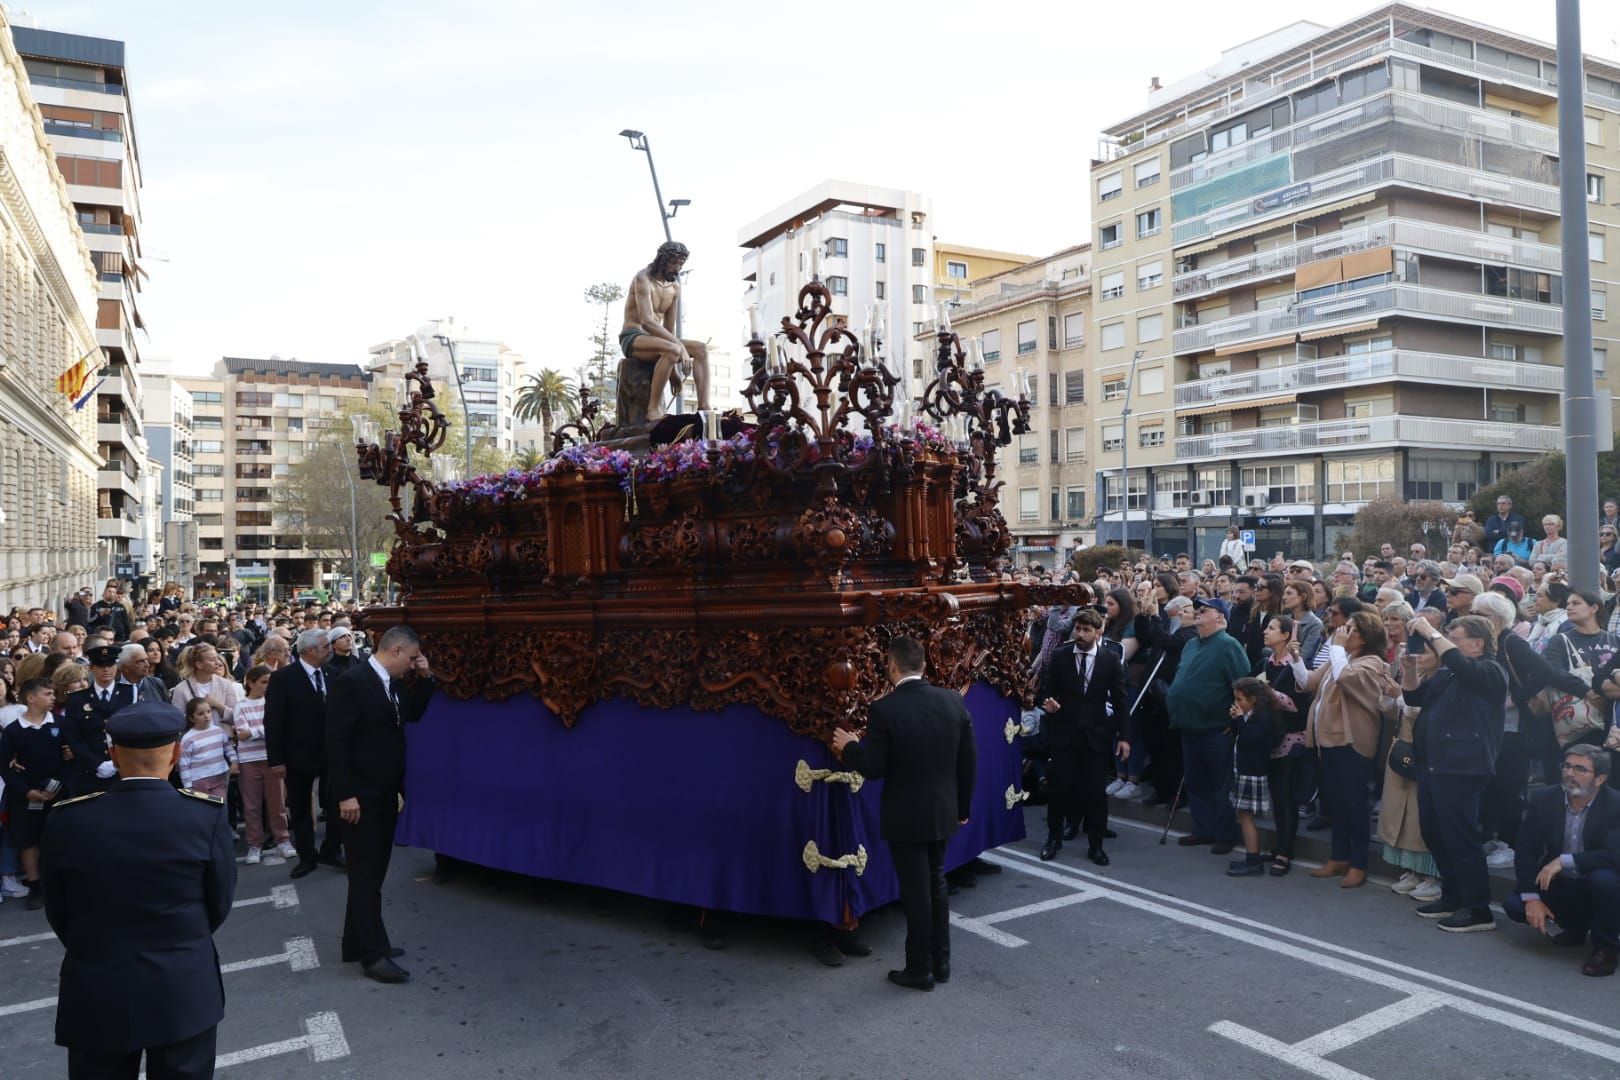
[1088,5,1619,561]
[140,356,193,525]
[11,25,152,580]
[180,358,372,601]
[935,245,1093,563]
[933,242,1038,309]
[0,13,102,612]
[368,318,530,454]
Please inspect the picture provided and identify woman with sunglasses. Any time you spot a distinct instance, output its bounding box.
[1600,526,1620,573]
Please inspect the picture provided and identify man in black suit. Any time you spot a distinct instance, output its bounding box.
[832,636,976,992]
[1036,609,1130,866]
[327,623,436,984]
[60,644,126,796]
[43,700,237,1079]
[265,628,343,879]
[1503,746,1620,977]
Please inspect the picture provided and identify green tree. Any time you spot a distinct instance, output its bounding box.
[513,445,547,471]
[1343,495,1460,562]
[439,394,516,477]
[1469,451,1620,533]
[513,368,577,440]
[583,281,624,422]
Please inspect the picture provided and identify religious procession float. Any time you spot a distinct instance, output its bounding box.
[354,246,1085,926]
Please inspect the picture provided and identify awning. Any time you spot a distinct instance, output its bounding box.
[1215,332,1297,356]
[1299,318,1381,341]
[1341,245,1394,281]
[1294,258,1344,290]
[1177,392,1297,417]
[1176,192,1379,257]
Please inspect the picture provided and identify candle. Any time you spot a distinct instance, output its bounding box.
[896,396,913,432]
[811,246,823,281]
[703,409,721,443]
[966,339,984,372]
[747,303,761,339]
[775,343,789,374]
[936,301,952,333]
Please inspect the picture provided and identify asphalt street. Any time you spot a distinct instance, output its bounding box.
[2,808,1616,1079]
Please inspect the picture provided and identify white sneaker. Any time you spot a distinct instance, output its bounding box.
[1482,839,1504,854]
[1114,782,1141,800]
[1486,846,1516,869]
[1411,877,1443,902]
[1391,870,1420,895]
[1105,778,1126,797]
[244,847,262,865]
[0,875,28,898]
[276,841,297,859]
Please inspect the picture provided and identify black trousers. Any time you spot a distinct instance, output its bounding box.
[340,794,400,964]
[286,767,341,864]
[1418,772,1491,914]
[1482,731,1530,848]
[889,839,948,976]
[1266,753,1302,859]
[1046,739,1111,847]
[1319,746,1371,869]
[68,1025,216,1079]
[1503,869,1620,948]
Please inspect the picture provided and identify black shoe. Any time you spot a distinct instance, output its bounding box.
[1039,838,1062,861]
[289,861,317,880]
[1102,828,1118,840]
[1305,815,1330,832]
[1438,909,1496,934]
[344,946,404,963]
[1087,847,1110,867]
[1551,928,1589,947]
[1415,900,1458,920]
[833,930,872,958]
[811,936,844,967]
[24,884,43,911]
[317,853,347,871]
[1178,835,1214,847]
[700,928,728,951]
[431,856,458,885]
[886,969,934,991]
[362,957,410,983]
[932,964,951,984]
[1582,945,1618,977]
[1061,825,1079,841]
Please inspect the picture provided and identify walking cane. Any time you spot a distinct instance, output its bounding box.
[1159,778,1185,845]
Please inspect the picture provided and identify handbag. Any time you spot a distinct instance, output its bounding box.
[1387,738,1417,780]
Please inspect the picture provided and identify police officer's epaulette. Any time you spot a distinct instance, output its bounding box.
[178,788,225,804]
[53,791,105,809]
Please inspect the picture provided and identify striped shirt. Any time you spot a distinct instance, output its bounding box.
[233,696,268,763]
[179,723,237,787]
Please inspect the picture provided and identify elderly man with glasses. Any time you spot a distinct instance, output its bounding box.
[1406,560,1446,614]
[1503,747,1620,977]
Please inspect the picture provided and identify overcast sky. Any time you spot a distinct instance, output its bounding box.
[15,0,1620,378]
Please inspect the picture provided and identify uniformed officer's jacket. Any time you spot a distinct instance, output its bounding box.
[42,778,237,1054]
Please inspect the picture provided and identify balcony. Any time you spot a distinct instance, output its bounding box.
[1172,153,1559,246]
[96,506,141,540]
[1173,217,1562,300]
[1174,348,1563,408]
[1173,282,1562,356]
[1175,414,1559,461]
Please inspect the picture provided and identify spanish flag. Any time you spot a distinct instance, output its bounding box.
[55,348,99,400]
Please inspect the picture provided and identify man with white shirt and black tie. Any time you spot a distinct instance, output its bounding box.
[61,644,126,797]
[265,628,344,879]
[1037,609,1130,865]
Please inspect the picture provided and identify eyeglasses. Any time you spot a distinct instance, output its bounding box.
[1561,762,1595,775]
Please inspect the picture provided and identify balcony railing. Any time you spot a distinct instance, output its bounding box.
[1173,282,1562,355]
[1174,348,1563,406]
[1172,153,1559,246]
[29,73,124,94]
[1387,38,1557,99]
[1173,217,1563,300]
[1176,414,1560,460]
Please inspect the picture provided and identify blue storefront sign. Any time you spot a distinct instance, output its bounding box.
[1254,182,1311,213]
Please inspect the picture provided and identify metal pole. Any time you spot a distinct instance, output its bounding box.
[1120,350,1143,552]
[344,417,361,602]
[639,136,674,246]
[1557,0,1599,592]
[436,335,475,477]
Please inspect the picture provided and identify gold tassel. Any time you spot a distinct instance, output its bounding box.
[802,840,868,876]
[795,759,865,793]
[1005,785,1030,810]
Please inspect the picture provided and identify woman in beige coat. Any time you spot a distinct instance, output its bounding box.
[1379,608,1442,903]
[1295,610,1388,888]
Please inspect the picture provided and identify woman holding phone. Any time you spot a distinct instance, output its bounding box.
[1281,581,1324,667]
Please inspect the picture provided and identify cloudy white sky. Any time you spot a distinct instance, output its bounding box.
[14,0,1620,378]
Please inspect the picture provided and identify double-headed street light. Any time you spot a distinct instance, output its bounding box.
[617,129,688,244]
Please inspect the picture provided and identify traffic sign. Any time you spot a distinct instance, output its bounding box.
[1240,529,1256,550]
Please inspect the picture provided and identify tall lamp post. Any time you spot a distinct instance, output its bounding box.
[619,129,690,410]
[415,332,474,478]
[342,414,362,602]
[1118,350,1144,553]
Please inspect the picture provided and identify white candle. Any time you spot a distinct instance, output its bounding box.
[966,339,984,372]
[811,246,823,280]
[936,301,952,333]
[747,303,761,339]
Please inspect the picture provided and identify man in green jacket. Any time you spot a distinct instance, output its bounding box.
[1164,597,1251,853]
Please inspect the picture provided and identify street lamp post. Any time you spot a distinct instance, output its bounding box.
[619,130,690,411]
[1119,350,1143,553]
[342,415,362,602]
[416,333,474,478]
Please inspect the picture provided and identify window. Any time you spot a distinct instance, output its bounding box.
[1019,434,1038,464]
[1136,260,1163,290]
[1100,271,1125,301]
[1406,457,1478,502]
[192,416,222,431]
[1065,427,1087,461]
[1024,374,1038,406]
[1137,313,1164,343]
[911,248,926,266]
[1484,267,1559,305]
[827,276,848,296]
[195,440,222,454]
[1050,430,1060,464]
[1590,174,1606,204]
[1101,423,1124,452]
[272,392,303,408]
[982,329,1001,361]
[1104,473,1147,512]
[826,237,848,257]
[1344,395,1393,418]
[1588,116,1604,146]
[1241,463,1315,504]
[1100,322,1125,351]
[196,489,222,502]
[1593,232,1607,263]
[1064,313,1086,347]
[1196,466,1233,505]
[1138,367,1164,395]
[1099,222,1121,249]
[1103,378,1126,402]
[1051,487,1061,520]
[1488,404,1525,423]
[1134,158,1161,188]
[1596,347,1607,376]
[1019,487,1039,522]
[875,243,885,263]
[192,391,222,405]
[1017,320,1038,354]
[195,464,224,477]
[1049,317,1058,350]
[912,284,927,304]
[1136,208,1162,239]
[1098,172,1122,201]
[286,418,303,433]
[874,281,886,299]
[1049,371,1059,404]
[1066,488,1086,520]
[946,261,968,279]
[1064,371,1085,404]
[1596,290,1608,321]
[1138,428,1165,448]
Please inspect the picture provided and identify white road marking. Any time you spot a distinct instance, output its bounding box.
[1208,1021,1377,1080]
[977,891,1103,926]
[983,848,1620,1064]
[207,1011,351,1072]
[948,912,1029,948]
[1294,992,1446,1056]
[234,884,299,910]
[0,931,56,950]
[0,994,55,1018]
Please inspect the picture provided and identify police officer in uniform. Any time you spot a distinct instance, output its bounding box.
[43,700,238,1079]
[60,644,125,796]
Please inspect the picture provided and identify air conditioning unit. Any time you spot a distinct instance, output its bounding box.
[1189,491,1209,506]
[1244,493,1266,507]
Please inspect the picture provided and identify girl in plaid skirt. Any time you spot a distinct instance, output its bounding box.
[1227,677,1284,877]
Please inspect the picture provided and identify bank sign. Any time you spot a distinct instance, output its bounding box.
[1254,182,1311,214]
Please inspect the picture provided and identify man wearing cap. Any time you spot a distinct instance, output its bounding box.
[1484,495,1527,553]
[1164,597,1251,854]
[61,644,127,797]
[43,700,237,1079]
[1494,521,1534,565]
[326,625,359,675]
[1442,573,1484,625]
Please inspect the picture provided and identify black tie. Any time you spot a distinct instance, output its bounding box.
[101,688,111,705]
[1078,651,1090,694]
[388,680,401,723]
[313,668,326,699]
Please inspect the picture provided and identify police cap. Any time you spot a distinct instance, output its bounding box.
[86,643,122,668]
[106,699,186,749]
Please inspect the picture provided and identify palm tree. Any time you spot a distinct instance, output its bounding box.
[513,369,576,440]
[513,445,546,470]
